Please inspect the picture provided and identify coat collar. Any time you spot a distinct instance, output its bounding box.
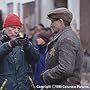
[48,26,71,45]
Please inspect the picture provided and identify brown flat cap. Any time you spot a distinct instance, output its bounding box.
[47,7,73,23]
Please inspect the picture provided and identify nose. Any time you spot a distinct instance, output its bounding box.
[14,28,19,35]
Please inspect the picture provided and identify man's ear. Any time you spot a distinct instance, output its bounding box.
[59,19,65,27]
[59,19,64,23]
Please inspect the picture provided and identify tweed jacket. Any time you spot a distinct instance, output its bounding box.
[42,26,83,87]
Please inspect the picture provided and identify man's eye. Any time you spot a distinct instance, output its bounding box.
[11,27,21,30]
[16,27,21,29]
[10,27,16,29]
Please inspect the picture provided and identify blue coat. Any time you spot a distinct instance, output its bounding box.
[0,41,38,90]
[34,45,47,85]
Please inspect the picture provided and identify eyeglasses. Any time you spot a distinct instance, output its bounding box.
[6,27,21,33]
[10,26,21,30]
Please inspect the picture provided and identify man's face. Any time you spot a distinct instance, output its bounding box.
[4,26,21,39]
[50,19,64,33]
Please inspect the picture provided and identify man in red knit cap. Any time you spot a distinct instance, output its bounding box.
[0,14,38,90]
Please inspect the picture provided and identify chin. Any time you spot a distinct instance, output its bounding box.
[10,36,16,40]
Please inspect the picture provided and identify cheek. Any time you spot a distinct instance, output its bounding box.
[5,30,12,36]
[51,23,58,31]
[7,31,14,37]
[9,31,17,38]
[51,22,58,27]
[51,23,55,29]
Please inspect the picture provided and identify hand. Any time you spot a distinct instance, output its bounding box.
[0,32,10,43]
[9,36,29,48]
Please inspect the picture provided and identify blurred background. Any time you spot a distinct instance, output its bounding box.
[0,0,90,88]
[0,0,80,31]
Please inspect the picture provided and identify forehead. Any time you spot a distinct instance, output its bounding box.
[10,26,21,29]
[5,26,21,30]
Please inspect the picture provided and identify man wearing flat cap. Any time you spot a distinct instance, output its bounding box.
[41,8,83,90]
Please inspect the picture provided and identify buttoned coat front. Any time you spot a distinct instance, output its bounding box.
[0,41,38,90]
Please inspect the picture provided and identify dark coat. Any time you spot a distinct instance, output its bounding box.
[42,26,83,90]
[0,40,38,90]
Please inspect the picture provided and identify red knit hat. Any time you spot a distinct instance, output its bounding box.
[3,14,22,28]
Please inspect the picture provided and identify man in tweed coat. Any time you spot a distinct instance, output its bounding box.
[41,8,83,90]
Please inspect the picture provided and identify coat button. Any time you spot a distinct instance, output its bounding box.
[14,58,16,60]
[21,49,24,52]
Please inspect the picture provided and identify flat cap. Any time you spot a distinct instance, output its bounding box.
[47,7,73,23]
